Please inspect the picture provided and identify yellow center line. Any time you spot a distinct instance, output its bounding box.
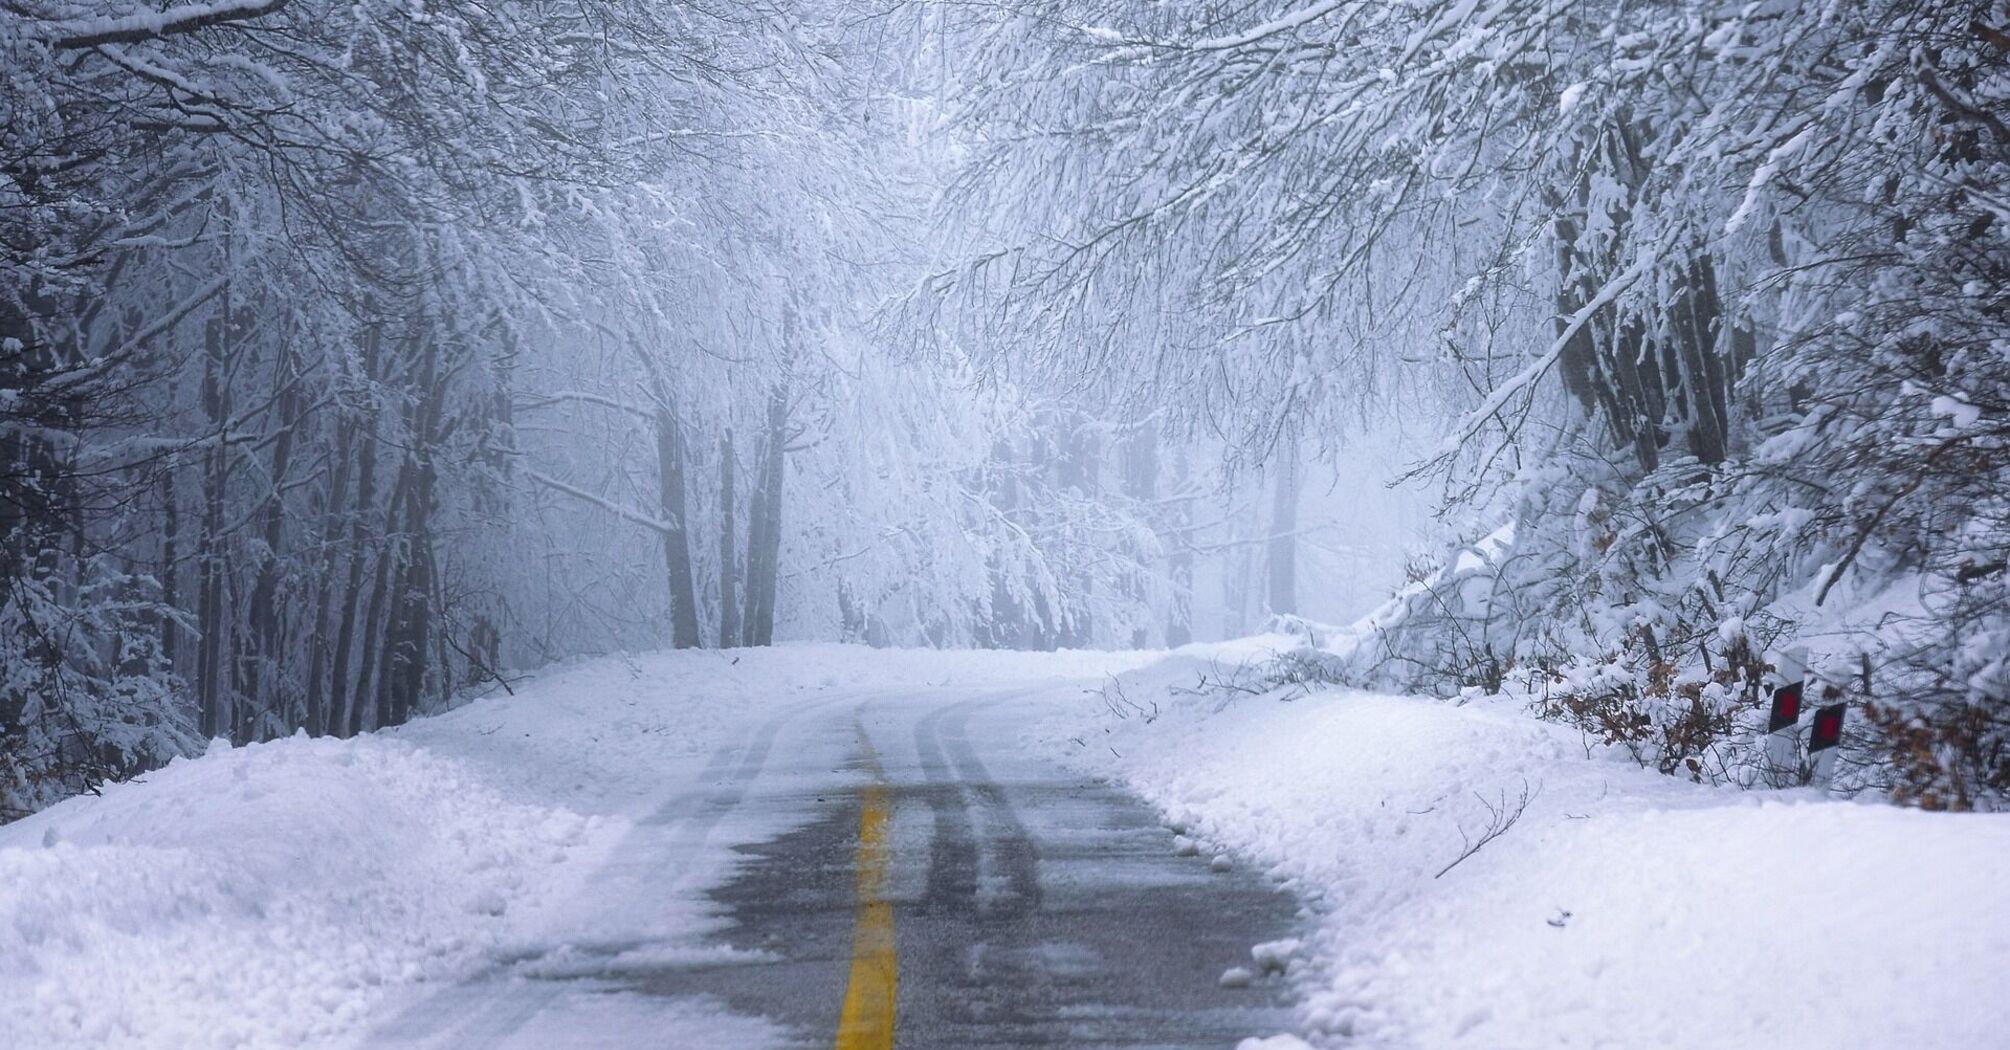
[834,729,896,1050]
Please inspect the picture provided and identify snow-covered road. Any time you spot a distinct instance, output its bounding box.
[358,683,1299,1049]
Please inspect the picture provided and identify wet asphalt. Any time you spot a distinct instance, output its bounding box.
[362,690,1303,1049]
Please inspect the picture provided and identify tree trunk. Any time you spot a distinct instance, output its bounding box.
[1267,439,1299,618]
[159,464,180,673]
[1224,508,1253,639]
[717,428,740,648]
[245,345,300,731]
[654,398,702,649]
[351,523,394,736]
[1552,121,1747,476]
[742,386,787,647]
[381,485,432,728]
[330,326,382,738]
[980,437,1023,649]
[303,414,354,738]
[381,314,448,728]
[1122,420,1158,648]
[195,297,232,740]
[1165,447,1194,649]
[1667,254,1734,466]
[1058,410,1099,648]
[0,291,67,737]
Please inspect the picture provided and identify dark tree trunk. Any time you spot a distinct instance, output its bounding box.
[0,295,63,736]
[980,437,1025,650]
[1166,545,1194,648]
[245,345,300,731]
[381,507,432,728]
[1223,511,1253,640]
[717,428,740,648]
[195,300,232,740]
[380,320,445,728]
[742,387,787,647]
[378,462,430,728]
[159,465,180,672]
[1553,121,1747,476]
[351,523,394,736]
[303,415,354,738]
[330,327,383,738]
[653,397,703,650]
[1666,254,1734,466]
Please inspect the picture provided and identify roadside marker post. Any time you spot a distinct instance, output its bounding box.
[1808,701,1847,791]
[1764,647,1807,788]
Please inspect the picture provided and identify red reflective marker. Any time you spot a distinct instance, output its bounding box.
[1768,681,1803,733]
[1809,704,1846,753]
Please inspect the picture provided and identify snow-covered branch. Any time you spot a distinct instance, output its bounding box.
[50,0,292,49]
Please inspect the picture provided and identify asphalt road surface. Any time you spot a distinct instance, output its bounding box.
[362,687,1302,1049]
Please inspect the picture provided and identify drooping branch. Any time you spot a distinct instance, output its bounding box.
[51,0,293,50]
[524,469,674,536]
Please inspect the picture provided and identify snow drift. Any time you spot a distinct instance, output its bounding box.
[1059,647,2010,1049]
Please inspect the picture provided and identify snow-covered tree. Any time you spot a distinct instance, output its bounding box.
[935,0,2010,805]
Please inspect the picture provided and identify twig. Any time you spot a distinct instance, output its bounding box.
[1435,778,1539,878]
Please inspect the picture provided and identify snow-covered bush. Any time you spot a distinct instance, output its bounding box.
[1330,456,1783,784]
[1,556,195,821]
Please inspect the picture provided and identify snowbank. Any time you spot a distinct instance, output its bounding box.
[1055,650,2010,1049]
[0,734,600,1049]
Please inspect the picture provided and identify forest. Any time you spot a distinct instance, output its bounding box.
[3,0,2006,818]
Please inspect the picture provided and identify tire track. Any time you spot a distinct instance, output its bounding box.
[899,695,1065,1046]
[912,702,980,913]
[938,699,1042,917]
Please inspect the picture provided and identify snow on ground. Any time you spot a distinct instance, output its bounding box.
[12,637,1999,1050]
[0,644,1141,1050]
[0,735,593,1050]
[1046,639,2010,1050]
